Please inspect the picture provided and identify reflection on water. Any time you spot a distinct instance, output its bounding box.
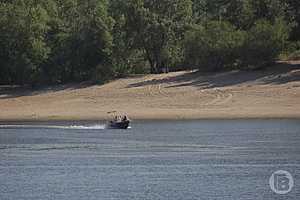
[0,120,300,200]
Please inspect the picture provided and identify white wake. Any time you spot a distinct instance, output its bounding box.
[0,124,106,130]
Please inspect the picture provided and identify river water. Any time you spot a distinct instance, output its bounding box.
[0,120,299,200]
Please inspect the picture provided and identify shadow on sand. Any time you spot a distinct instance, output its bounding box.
[1,61,300,99]
[127,61,300,89]
[0,82,94,99]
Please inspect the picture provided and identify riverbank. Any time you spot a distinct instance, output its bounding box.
[1,61,300,121]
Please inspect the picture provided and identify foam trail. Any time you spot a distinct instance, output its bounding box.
[0,124,106,130]
[67,125,106,130]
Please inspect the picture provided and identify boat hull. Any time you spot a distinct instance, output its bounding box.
[107,120,130,129]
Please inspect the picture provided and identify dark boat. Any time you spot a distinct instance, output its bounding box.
[107,119,130,129]
[106,113,131,129]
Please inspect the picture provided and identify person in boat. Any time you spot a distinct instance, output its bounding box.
[112,115,129,123]
[113,115,120,122]
[122,115,128,122]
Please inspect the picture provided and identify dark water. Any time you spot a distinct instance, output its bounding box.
[0,120,299,200]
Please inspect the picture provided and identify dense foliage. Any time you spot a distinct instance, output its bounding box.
[0,0,299,84]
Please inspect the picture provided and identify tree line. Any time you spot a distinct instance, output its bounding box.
[0,0,300,85]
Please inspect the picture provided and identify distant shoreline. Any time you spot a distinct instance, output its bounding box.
[1,116,300,124]
[1,62,300,123]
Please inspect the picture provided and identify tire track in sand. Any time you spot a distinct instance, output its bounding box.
[158,84,169,97]
[203,88,233,106]
[144,76,169,97]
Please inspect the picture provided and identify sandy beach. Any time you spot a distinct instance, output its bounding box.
[0,61,300,121]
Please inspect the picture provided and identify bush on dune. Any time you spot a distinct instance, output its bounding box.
[184,18,290,71]
[240,18,290,69]
[184,21,245,71]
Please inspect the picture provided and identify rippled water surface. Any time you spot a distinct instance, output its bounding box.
[0,120,300,200]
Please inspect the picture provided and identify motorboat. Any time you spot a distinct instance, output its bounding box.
[107,120,130,129]
[106,115,130,129]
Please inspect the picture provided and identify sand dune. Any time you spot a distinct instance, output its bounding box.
[0,61,300,121]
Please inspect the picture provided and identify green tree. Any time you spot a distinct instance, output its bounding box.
[0,0,50,84]
[109,0,147,76]
[45,0,113,82]
[0,0,296,85]
[285,0,300,40]
[120,0,193,73]
[240,18,290,68]
[184,21,245,71]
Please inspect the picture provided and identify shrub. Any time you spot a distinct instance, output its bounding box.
[184,21,245,71]
[240,18,290,69]
[279,41,300,60]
